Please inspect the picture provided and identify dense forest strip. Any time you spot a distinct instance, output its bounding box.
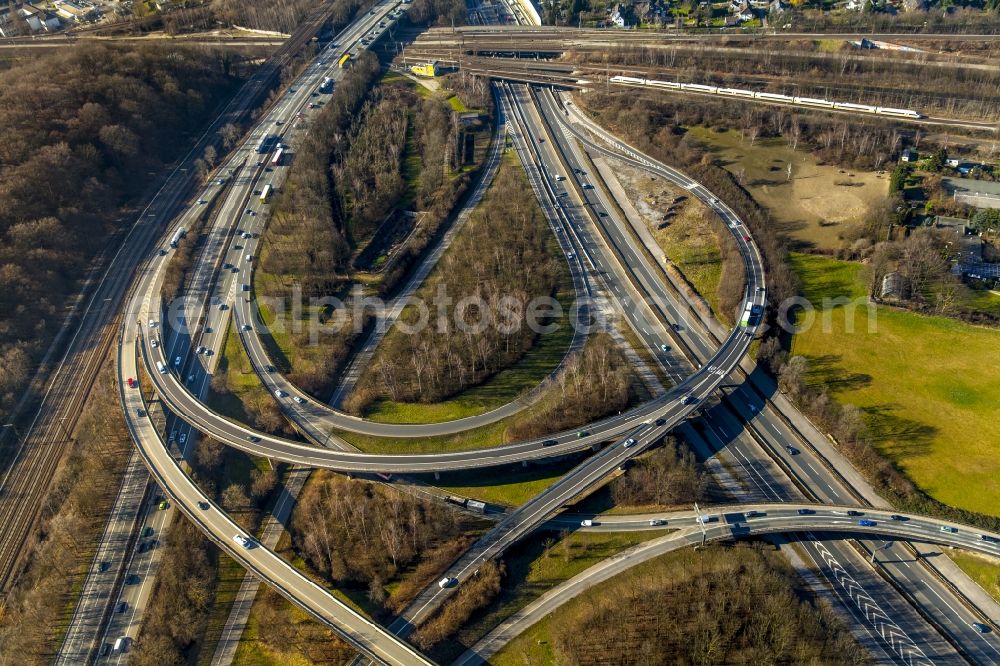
[347,160,565,410]
[0,44,242,425]
[491,543,867,666]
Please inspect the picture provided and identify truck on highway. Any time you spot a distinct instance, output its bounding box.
[169,228,186,249]
[260,183,273,203]
[155,361,167,374]
[338,53,351,69]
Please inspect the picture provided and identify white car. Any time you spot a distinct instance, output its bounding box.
[624,438,636,448]
[438,577,456,589]
[148,319,156,328]
[151,339,159,348]
[292,396,304,404]
[274,389,286,398]
[233,534,253,549]
[178,432,187,445]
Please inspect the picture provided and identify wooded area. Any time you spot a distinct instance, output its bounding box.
[505,332,633,442]
[535,544,867,665]
[0,44,239,426]
[291,471,480,618]
[608,437,706,507]
[349,162,564,410]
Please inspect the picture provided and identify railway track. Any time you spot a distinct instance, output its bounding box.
[0,0,338,592]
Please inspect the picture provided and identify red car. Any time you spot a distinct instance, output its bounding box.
[126,377,137,388]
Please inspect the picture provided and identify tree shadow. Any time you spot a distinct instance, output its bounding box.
[860,404,937,457]
[804,355,873,393]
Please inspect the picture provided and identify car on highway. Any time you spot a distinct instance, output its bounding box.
[580,519,593,527]
[179,432,187,445]
[889,514,907,521]
[659,343,669,352]
[196,345,206,355]
[785,445,799,455]
[649,519,665,526]
[150,339,159,348]
[542,439,558,446]
[438,577,458,589]
[655,418,666,426]
[242,284,250,291]
[158,500,168,510]
[624,438,637,448]
[100,644,111,657]
[292,396,304,404]
[577,430,589,438]
[198,501,210,510]
[233,534,254,549]
[846,510,863,516]
[117,600,128,613]
[682,395,697,405]
[147,319,156,328]
[858,519,877,527]
[972,623,991,633]
[274,389,286,398]
[124,574,140,585]
[186,374,195,383]
[126,377,136,388]
[247,435,261,443]
[168,430,177,442]
[744,510,762,518]
[242,324,252,331]
[980,534,996,542]
[797,508,814,515]
[940,525,957,533]
[743,235,751,241]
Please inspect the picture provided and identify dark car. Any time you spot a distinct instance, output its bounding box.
[890,514,907,521]
[655,418,666,426]
[542,439,558,446]
[785,446,799,455]
[858,519,877,527]
[125,574,140,585]
[846,510,863,517]
[198,501,210,510]
[247,435,261,443]
[797,508,814,515]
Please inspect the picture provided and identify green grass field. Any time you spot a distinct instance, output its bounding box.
[948,551,1000,604]
[788,253,1000,516]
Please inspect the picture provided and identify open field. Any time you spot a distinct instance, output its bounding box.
[687,126,888,253]
[948,550,1000,604]
[611,159,727,321]
[789,252,1000,517]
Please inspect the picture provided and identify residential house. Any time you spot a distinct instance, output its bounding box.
[900,148,917,162]
[609,3,636,27]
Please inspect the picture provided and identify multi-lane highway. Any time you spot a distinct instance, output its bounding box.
[103,1,1000,663]
[458,502,1000,666]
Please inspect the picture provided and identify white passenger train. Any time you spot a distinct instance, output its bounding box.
[609,76,922,119]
